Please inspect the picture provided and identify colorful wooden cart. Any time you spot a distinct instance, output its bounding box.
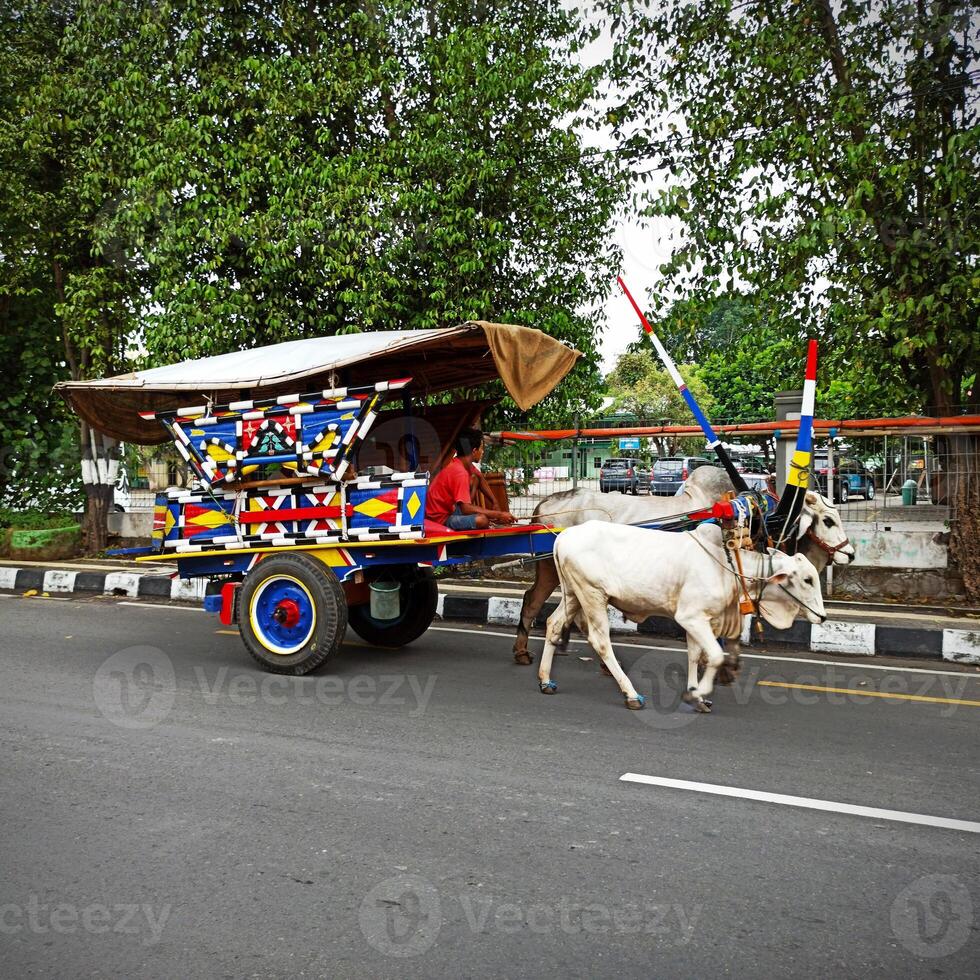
[57,322,583,673]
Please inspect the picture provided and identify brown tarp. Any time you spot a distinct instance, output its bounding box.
[55,321,581,444]
[480,321,580,412]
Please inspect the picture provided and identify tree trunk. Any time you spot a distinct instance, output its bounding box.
[82,484,113,554]
[80,422,119,555]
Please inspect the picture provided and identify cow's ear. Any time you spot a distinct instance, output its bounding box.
[797,508,813,537]
[766,570,790,585]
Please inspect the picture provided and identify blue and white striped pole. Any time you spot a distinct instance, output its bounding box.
[617,277,748,494]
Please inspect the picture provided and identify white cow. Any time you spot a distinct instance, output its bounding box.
[514,474,852,664]
[538,521,826,712]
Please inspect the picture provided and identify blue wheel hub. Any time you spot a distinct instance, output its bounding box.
[250,576,316,655]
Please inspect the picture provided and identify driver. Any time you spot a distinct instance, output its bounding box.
[426,428,516,530]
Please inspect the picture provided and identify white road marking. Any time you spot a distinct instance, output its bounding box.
[117,601,204,612]
[620,773,980,834]
[429,627,979,680]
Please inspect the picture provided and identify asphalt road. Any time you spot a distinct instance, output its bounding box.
[1,593,978,979]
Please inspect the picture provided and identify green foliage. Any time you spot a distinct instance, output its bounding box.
[608,0,979,412]
[605,348,714,455]
[0,507,79,530]
[1,1,624,532]
[58,0,621,419]
[639,295,922,423]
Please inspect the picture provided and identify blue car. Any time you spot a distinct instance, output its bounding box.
[813,455,875,504]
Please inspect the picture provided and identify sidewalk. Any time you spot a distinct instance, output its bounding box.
[2,558,978,666]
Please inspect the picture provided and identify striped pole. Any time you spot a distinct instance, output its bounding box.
[767,339,818,535]
[617,276,748,493]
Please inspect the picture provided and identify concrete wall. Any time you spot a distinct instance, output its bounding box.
[835,523,961,600]
[846,526,947,569]
[108,511,153,538]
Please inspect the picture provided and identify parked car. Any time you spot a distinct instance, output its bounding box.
[599,457,651,494]
[650,456,713,495]
[740,471,778,503]
[812,455,875,504]
[734,455,769,474]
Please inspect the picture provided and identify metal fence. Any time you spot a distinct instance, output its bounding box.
[483,423,979,527]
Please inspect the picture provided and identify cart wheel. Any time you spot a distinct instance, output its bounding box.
[239,553,347,674]
[348,566,438,648]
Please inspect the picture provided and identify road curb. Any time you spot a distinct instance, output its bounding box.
[2,563,978,666]
[0,564,207,601]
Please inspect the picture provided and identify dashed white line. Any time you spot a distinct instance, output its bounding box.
[620,773,980,834]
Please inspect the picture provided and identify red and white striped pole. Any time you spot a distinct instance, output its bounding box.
[617,276,748,494]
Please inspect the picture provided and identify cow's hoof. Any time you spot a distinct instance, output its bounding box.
[717,655,741,686]
[539,680,558,694]
[702,698,713,709]
[624,693,646,710]
[682,691,712,714]
[514,651,533,666]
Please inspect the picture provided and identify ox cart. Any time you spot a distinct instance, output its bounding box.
[57,323,591,674]
[58,318,799,677]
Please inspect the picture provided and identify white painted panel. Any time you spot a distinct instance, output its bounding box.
[171,577,207,601]
[810,621,876,656]
[103,571,142,597]
[942,629,980,666]
[487,596,522,626]
[846,528,947,569]
[43,570,78,593]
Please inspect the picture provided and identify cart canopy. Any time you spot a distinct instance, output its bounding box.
[56,321,581,444]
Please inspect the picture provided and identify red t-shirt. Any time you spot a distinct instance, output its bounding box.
[427,458,471,524]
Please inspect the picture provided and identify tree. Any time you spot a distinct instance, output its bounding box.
[608,0,978,414]
[1,0,623,548]
[605,349,715,456]
[0,3,133,547]
[77,0,622,414]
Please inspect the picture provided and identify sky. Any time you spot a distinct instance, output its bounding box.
[568,3,686,374]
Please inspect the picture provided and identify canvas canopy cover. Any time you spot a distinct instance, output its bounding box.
[56,321,581,444]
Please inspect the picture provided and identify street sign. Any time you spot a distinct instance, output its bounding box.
[618,437,640,450]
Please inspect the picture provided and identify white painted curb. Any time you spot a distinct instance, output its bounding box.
[43,570,78,593]
[809,621,876,656]
[103,571,143,597]
[942,629,980,666]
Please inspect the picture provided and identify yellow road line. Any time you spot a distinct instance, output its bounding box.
[757,680,980,708]
[215,629,239,635]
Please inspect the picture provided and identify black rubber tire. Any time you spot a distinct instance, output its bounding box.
[347,566,438,648]
[239,552,347,675]
[837,483,849,505]
[866,483,875,500]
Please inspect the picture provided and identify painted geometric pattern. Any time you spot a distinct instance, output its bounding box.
[153,472,429,554]
[142,379,410,487]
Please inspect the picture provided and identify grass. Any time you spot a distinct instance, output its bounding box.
[0,507,79,530]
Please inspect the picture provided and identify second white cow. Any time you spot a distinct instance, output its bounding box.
[539,521,826,712]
